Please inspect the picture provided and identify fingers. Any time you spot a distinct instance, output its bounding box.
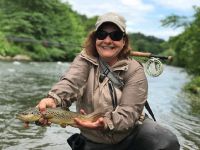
[35,98,56,127]
[74,118,90,129]
[97,118,105,126]
[74,118,83,126]
[37,98,56,111]
[80,109,87,115]
[74,117,105,130]
[35,118,51,127]
[90,117,104,129]
[96,118,105,129]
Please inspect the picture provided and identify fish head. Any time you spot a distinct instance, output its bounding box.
[16,108,41,122]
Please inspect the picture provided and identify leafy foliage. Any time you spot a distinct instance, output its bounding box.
[162,7,200,75]
[161,15,189,29]
[0,0,87,61]
[184,76,200,95]
[129,32,165,54]
[0,0,167,61]
[162,6,200,98]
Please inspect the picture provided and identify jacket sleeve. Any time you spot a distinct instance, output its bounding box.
[48,54,90,107]
[104,62,148,132]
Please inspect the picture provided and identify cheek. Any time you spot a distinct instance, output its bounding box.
[95,40,100,48]
[116,41,125,50]
[120,43,125,49]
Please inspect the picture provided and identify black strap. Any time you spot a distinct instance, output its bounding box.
[145,101,156,121]
[108,80,117,109]
[99,59,124,89]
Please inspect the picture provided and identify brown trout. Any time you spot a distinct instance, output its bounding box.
[16,107,104,128]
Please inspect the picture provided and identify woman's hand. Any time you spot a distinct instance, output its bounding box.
[37,97,57,111]
[74,109,105,130]
[35,98,57,127]
[74,117,105,130]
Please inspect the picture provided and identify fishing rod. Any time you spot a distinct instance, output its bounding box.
[130,51,173,61]
[130,51,173,77]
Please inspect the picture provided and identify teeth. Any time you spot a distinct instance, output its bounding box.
[102,46,114,49]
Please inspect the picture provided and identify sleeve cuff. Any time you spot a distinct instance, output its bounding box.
[103,116,114,130]
[47,91,62,105]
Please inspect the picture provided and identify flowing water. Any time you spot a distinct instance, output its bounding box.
[0,61,199,150]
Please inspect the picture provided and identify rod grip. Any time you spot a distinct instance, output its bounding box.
[131,51,151,57]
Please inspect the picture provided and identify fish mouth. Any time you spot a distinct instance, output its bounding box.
[16,113,41,122]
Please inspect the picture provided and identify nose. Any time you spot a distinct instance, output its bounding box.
[103,35,112,43]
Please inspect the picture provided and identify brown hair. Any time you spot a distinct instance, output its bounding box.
[83,30,132,59]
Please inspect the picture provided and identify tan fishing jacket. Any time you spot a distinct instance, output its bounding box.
[48,50,148,144]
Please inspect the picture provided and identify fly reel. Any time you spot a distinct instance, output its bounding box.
[145,57,163,77]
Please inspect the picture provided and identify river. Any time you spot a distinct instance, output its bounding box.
[0,61,199,150]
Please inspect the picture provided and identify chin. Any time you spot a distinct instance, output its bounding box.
[101,55,113,59]
[101,52,114,57]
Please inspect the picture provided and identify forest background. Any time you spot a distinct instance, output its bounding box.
[0,0,199,104]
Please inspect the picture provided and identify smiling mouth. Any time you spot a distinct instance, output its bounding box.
[101,46,115,49]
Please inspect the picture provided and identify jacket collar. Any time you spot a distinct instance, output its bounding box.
[80,50,98,65]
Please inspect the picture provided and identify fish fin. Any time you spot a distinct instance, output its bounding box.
[85,106,112,122]
[85,112,103,122]
[24,122,29,128]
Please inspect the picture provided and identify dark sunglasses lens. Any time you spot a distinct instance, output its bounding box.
[96,31,108,40]
[96,30,124,41]
[110,31,124,41]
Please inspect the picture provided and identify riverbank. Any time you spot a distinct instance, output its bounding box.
[184,76,200,95]
[184,76,200,114]
[0,54,31,61]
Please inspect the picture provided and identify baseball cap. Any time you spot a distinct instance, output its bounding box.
[95,12,126,32]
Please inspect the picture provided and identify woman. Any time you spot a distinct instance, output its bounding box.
[37,12,180,150]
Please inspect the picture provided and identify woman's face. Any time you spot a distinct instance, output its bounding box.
[95,23,125,65]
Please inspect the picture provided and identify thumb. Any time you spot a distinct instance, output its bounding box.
[97,118,105,127]
[48,99,56,108]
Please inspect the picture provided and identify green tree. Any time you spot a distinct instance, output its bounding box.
[0,0,88,61]
[161,7,200,75]
[129,32,165,54]
[161,6,200,104]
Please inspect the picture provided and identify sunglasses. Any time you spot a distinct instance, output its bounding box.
[95,30,124,41]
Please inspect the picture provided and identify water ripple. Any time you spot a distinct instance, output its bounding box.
[0,62,199,150]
